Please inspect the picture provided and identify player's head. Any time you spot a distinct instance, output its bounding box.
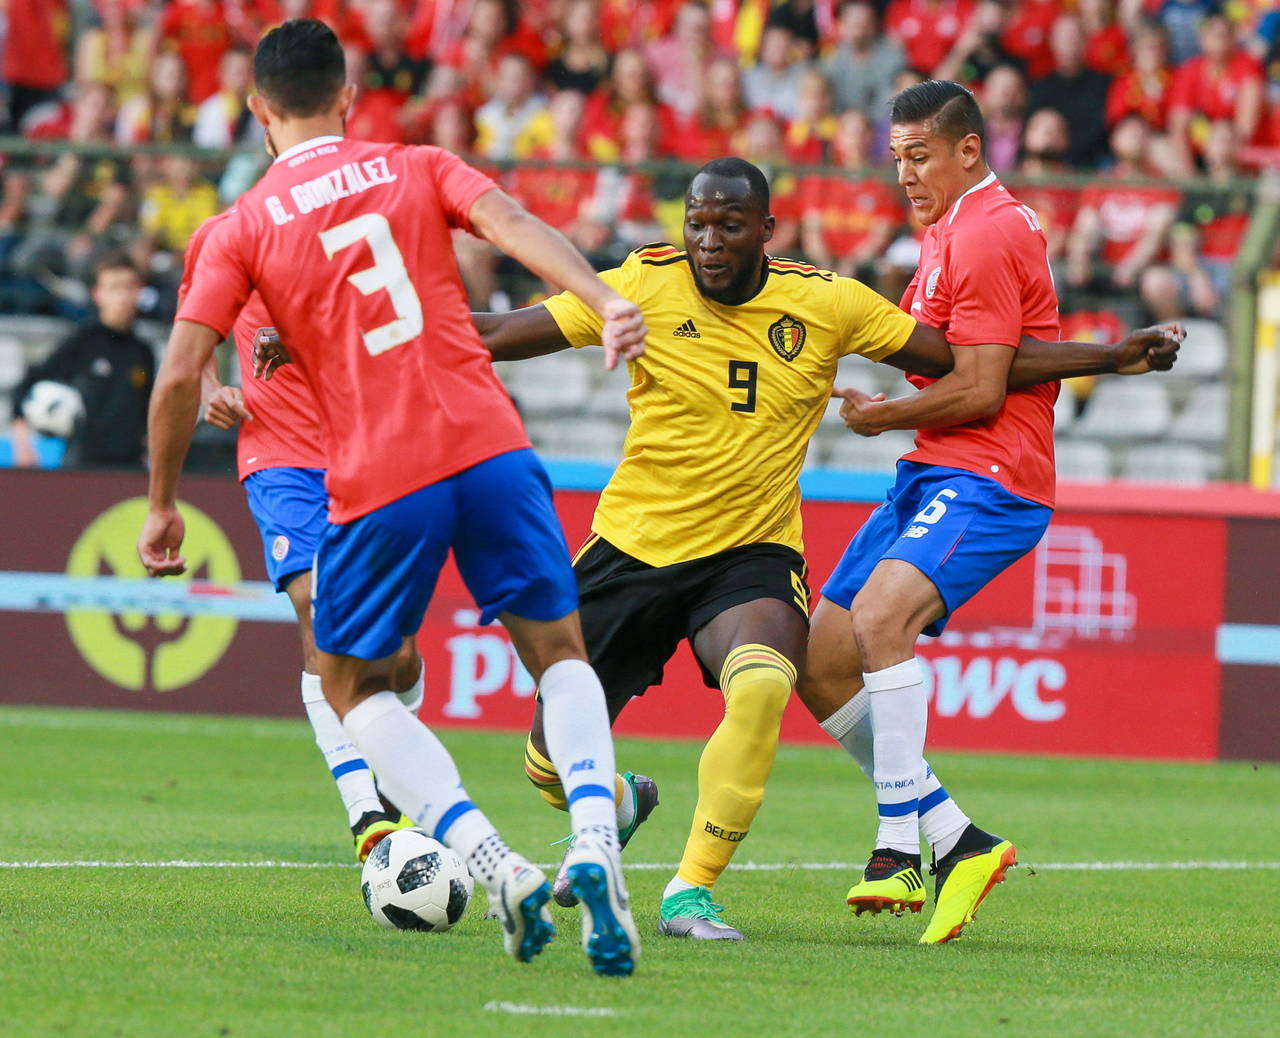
[683,158,774,306]
[888,79,988,226]
[249,19,353,154]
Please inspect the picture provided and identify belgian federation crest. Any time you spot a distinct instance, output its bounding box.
[768,314,806,362]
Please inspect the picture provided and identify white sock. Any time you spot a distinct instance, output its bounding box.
[818,689,874,780]
[538,658,618,839]
[919,762,970,860]
[301,672,382,826]
[866,658,927,856]
[663,875,696,899]
[341,692,499,862]
[822,691,968,857]
[395,662,425,714]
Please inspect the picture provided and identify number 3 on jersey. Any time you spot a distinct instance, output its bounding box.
[318,213,423,356]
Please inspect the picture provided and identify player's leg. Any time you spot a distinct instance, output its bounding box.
[314,482,555,963]
[653,595,805,941]
[454,448,638,975]
[243,467,409,860]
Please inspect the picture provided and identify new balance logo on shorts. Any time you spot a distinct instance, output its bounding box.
[568,759,596,775]
[673,319,700,338]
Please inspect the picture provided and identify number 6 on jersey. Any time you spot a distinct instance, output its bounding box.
[319,213,424,356]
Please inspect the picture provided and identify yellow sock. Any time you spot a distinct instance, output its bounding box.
[523,736,626,813]
[676,644,796,889]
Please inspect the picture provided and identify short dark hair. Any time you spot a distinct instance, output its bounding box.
[254,19,345,117]
[691,157,771,213]
[890,79,985,148]
[92,250,142,284]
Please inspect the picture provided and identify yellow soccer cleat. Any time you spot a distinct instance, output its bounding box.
[353,810,415,863]
[919,834,1017,944]
[845,849,926,917]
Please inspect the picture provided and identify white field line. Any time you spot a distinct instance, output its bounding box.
[0,710,306,740]
[1,859,1277,871]
[483,1001,617,1018]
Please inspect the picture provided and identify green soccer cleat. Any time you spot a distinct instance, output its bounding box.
[352,810,414,864]
[845,849,926,917]
[919,829,1017,945]
[552,772,659,908]
[656,886,744,941]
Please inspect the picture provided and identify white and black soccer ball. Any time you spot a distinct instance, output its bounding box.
[360,828,473,932]
[22,380,85,439]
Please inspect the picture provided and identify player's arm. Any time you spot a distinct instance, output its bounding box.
[886,322,1184,385]
[467,189,645,370]
[138,319,222,575]
[837,341,1014,436]
[472,306,572,361]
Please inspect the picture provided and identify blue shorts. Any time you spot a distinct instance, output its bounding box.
[821,461,1051,636]
[243,466,328,592]
[312,448,579,660]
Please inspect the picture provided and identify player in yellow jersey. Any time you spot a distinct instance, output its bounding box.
[471,157,1179,941]
[256,158,1176,938]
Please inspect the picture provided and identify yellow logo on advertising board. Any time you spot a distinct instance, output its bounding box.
[64,498,241,691]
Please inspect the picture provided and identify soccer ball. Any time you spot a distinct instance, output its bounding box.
[360,828,473,932]
[22,380,84,439]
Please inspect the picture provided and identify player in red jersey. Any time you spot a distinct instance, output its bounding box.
[137,19,646,975]
[797,80,1069,944]
[184,213,421,864]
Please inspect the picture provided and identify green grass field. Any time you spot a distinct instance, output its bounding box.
[1,705,1277,1038]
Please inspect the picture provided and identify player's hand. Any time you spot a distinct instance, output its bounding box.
[600,297,646,371]
[137,507,188,577]
[832,386,887,437]
[251,327,291,380]
[204,385,253,429]
[1113,323,1185,376]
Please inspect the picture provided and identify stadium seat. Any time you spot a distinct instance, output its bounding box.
[1118,443,1215,484]
[833,355,881,397]
[497,351,592,417]
[1169,382,1228,446]
[1054,385,1077,432]
[1172,318,1229,379]
[1072,379,1174,441]
[823,429,917,473]
[526,417,626,464]
[0,335,24,391]
[1055,439,1112,481]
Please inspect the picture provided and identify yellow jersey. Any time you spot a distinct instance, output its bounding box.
[543,244,916,567]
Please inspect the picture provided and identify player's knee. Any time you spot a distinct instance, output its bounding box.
[849,596,913,660]
[721,645,796,726]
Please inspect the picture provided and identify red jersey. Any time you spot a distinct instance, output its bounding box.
[1169,53,1265,125]
[885,0,976,75]
[159,0,232,103]
[1079,180,1180,266]
[181,212,327,480]
[901,175,1060,507]
[3,0,69,90]
[177,137,529,523]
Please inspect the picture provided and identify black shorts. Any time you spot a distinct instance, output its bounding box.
[574,536,810,704]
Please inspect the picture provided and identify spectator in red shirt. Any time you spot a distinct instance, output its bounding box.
[799,110,902,281]
[1080,0,1130,75]
[599,0,683,52]
[544,0,611,96]
[1106,20,1173,131]
[1001,0,1062,80]
[647,0,729,117]
[734,111,802,254]
[1168,13,1266,171]
[1066,114,1180,291]
[1015,108,1078,264]
[576,104,666,254]
[2,0,70,132]
[344,0,431,144]
[784,69,838,165]
[673,58,749,163]
[884,0,977,76]
[156,0,233,104]
[979,63,1028,173]
[580,47,676,161]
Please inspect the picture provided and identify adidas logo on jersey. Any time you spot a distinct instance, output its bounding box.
[673,319,700,338]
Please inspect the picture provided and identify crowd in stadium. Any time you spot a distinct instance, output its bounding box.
[0,0,1272,324]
